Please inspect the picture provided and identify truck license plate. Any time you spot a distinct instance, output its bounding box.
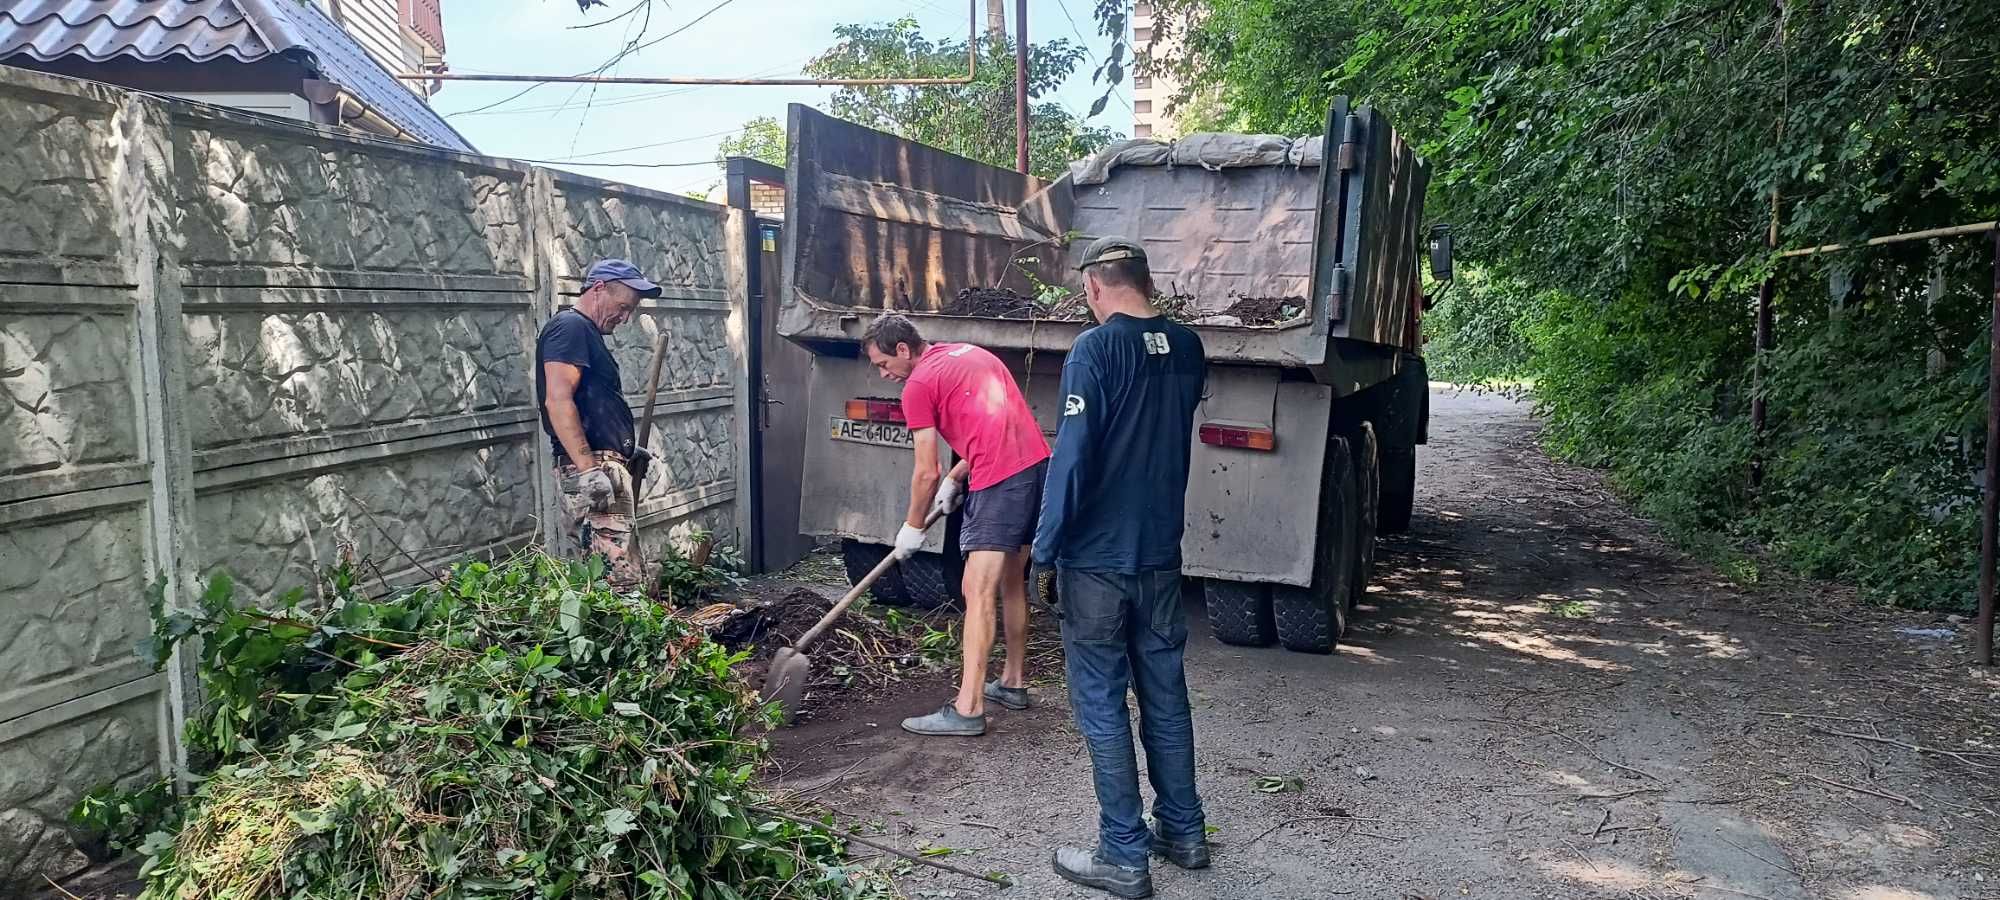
[829,417,914,449]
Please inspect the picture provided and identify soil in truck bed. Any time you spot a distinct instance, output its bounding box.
[928,287,1305,326]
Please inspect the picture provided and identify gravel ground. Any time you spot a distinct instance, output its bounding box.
[762,386,2000,900]
[42,386,2000,900]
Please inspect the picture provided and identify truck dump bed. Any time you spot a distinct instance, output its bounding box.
[778,100,1431,377]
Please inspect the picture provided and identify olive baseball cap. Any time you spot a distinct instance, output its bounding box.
[1076,236,1148,271]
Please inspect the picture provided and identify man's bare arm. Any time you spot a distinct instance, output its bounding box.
[907,427,945,528]
[542,361,597,469]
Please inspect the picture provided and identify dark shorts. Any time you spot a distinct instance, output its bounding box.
[960,460,1047,554]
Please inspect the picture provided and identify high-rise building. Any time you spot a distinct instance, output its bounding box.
[1130,1,1183,139]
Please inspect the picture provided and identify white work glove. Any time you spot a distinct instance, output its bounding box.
[891,523,928,561]
[929,477,966,519]
[578,465,615,513]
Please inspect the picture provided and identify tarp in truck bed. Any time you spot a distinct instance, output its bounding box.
[778,101,1431,371]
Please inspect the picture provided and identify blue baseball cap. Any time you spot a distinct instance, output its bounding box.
[584,258,662,298]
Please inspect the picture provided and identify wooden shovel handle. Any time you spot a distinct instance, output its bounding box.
[793,508,942,652]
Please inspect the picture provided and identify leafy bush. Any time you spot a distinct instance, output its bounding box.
[1421,267,1539,384]
[103,555,888,900]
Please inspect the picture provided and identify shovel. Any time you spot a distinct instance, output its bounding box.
[760,508,942,724]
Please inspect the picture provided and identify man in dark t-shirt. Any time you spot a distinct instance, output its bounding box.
[536,258,661,592]
[1034,237,1210,898]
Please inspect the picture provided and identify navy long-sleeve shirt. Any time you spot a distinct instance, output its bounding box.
[1032,312,1207,571]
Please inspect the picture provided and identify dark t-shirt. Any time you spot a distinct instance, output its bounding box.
[1031,313,1207,571]
[536,308,634,463]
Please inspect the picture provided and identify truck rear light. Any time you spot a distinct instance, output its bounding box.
[1199,422,1276,451]
[846,398,906,423]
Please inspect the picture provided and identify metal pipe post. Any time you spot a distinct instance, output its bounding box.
[1015,0,1029,174]
[1981,230,1999,666]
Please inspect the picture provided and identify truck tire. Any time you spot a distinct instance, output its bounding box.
[896,552,957,610]
[841,540,908,605]
[1273,436,1355,653]
[841,541,957,611]
[1205,579,1276,647]
[1348,423,1381,609]
[1379,446,1417,533]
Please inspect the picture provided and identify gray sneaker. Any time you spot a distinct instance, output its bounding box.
[983,679,1030,710]
[900,702,985,736]
[1149,829,1211,870]
[1052,846,1152,898]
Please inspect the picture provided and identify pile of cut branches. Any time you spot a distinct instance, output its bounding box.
[104,554,889,900]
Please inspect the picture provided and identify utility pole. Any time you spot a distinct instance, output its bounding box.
[987,0,1006,42]
[1015,0,1029,173]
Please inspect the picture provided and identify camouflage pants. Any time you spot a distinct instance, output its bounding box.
[555,452,643,592]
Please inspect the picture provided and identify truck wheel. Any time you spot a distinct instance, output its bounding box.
[896,552,957,610]
[841,540,911,606]
[1205,580,1276,647]
[1379,446,1417,533]
[1273,436,1355,653]
[1348,423,1381,609]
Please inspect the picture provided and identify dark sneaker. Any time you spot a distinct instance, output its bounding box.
[900,702,985,736]
[1052,846,1152,898]
[983,679,1030,710]
[1149,830,1211,870]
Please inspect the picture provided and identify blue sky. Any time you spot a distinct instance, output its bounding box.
[433,1,1132,196]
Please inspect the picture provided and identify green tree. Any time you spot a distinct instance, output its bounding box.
[803,17,1118,178]
[716,115,785,167]
[1126,0,2000,610]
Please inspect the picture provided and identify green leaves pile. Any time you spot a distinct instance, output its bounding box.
[118,555,887,900]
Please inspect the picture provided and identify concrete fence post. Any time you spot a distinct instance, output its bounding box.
[111,92,199,786]
[524,167,563,553]
[724,208,756,556]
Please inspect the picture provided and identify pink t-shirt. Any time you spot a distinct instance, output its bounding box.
[901,343,1051,491]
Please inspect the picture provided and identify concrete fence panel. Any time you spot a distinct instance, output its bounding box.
[0,66,748,889]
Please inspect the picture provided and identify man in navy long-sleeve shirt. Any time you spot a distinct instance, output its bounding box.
[1034,237,1209,899]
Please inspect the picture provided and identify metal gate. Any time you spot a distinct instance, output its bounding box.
[728,159,815,572]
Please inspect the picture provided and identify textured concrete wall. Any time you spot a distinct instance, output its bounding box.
[0,67,745,890]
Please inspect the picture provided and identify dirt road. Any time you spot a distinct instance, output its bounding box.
[767,387,2000,900]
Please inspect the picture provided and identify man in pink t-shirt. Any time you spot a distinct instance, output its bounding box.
[864,314,1050,737]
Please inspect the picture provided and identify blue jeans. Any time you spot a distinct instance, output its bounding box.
[1058,568,1207,868]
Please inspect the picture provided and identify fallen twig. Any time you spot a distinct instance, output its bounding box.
[1714,835,1803,878]
[1795,772,1923,810]
[1654,879,1777,900]
[751,805,1013,888]
[1809,726,2000,771]
[1467,717,1662,781]
[1245,814,1382,847]
[1580,787,1664,801]
[1752,710,1874,725]
[779,757,869,799]
[336,486,444,584]
[42,876,85,900]
[1590,808,1612,840]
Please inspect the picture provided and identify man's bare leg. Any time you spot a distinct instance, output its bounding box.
[955,549,1005,717]
[997,547,1030,689]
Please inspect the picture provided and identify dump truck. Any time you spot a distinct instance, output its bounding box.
[776,100,1448,653]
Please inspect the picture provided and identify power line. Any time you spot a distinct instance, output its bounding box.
[1052,0,1135,114]
[561,126,746,161]
[445,57,816,118]
[517,157,719,169]
[442,0,744,118]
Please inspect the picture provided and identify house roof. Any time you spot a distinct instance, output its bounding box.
[0,0,473,151]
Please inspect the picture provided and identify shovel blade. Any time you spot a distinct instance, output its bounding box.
[760,647,811,725]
